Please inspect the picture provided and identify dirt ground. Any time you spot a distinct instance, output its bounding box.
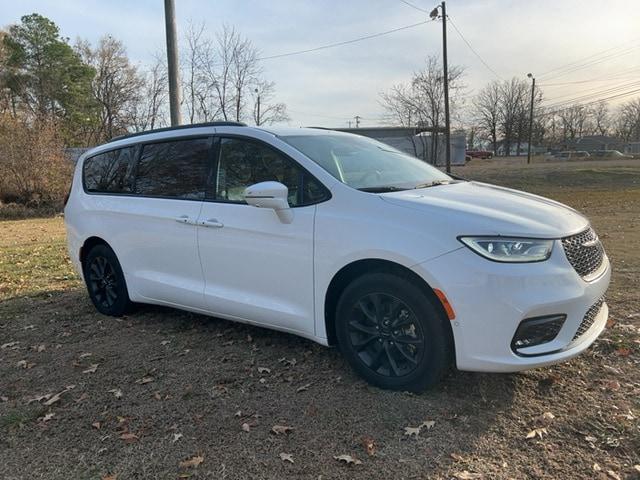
[1,158,639,480]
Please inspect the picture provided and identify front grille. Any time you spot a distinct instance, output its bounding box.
[573,296,605,340]
[561,227,605,278]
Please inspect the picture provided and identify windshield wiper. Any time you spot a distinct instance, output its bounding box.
[358,186,409,193]
[413,180,452,189]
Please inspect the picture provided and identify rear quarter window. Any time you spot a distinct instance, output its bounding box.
[83,147,137,193]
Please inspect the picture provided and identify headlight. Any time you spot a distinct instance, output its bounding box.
[459,236,553,263]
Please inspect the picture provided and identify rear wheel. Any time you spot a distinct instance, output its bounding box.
[335,273,451,392]
[82,244,132,316]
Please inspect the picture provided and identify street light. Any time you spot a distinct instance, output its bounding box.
[526,73,535,164]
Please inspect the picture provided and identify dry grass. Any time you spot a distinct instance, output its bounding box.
[0,159,639,479]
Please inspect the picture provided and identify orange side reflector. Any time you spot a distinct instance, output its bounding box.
[434,288,456,320]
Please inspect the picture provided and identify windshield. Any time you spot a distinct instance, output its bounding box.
[281,134,452,191]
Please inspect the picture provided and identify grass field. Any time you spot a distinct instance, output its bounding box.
[1,158,639,479]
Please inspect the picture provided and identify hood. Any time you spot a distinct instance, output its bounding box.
[381,181,588,238]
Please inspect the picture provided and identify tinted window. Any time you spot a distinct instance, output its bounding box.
[84,147,136,193]
[215,138,326,206]
[135,138,211,199]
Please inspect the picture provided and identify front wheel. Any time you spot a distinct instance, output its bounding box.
[82,244,132,316]
[335,273,452,392]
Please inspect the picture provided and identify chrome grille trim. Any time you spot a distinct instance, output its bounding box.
[573,296,605,341]
[561,227,605,279]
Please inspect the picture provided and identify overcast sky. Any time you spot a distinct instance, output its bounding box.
[2,0,639,128]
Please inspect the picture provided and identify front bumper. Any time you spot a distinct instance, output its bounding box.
[412,241,610,372]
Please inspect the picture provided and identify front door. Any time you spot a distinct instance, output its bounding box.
[197,136,326,336]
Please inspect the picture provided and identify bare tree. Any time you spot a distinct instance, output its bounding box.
[76,35,145,143]
[591,102,610,136]
[474,81,501,155]
[614,98,640,141]
[557,104,590,141]
[380,56,464,163]
[252,80,289,125]
[498,78,529,156]
[130,54,168,132]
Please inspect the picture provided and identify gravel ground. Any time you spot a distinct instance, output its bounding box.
[1,159,639,480]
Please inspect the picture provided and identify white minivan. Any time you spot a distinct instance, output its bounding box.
[65,122,610,391]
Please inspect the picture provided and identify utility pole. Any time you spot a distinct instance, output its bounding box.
[441,1,451,173]
[527,73,536,164]
[347,120,352,128]
[164,0,182,126]
[255,88,261,126]
[354,115,361,128]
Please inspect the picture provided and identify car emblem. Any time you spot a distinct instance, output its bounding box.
[582,235,599,247]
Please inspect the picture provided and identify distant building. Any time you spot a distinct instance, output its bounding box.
[329,126,466,166]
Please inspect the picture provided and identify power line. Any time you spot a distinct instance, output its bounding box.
[538,37,640,78]
[539,67,640,86]
[258,20,429,61]
[446,15,502,80]
[543,87,640,116]
[544,80,640,109]
[397,0,429,13]
[544,78,640,104]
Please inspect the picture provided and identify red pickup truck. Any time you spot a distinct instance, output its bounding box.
[466,150,493,159]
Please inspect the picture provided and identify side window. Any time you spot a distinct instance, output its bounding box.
[83,147,136,193]
[135,138,211,200]
[215,137,327,206]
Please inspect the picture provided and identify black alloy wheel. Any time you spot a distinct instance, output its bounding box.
[336,272,451,392]
[347,292,424,378]
[83,244,131,316]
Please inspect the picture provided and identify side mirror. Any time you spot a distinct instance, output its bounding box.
[243,181,293,224]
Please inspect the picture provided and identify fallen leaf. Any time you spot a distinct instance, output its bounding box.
[102,474,117,480]
[136,376,154,384]
[539,412,556,424]
[1,341,19,349]
[234,410,242,417]
[606,470,621,480]
[279,452,294,464]
[296,383,312,393]
[633,465,640,473]
[173,433,183,443]
[271,425,294,435]
[404,426,421,437]
[108,388,123,399]
[83,364,99,374]
[615,347,630,357]
[119,432,139,443]
[0,396,8,402]
[450,453,465,462]
[334,454,362,465]
[36,344,46,352]
[39,413,54,423]
[258,367,271,374]
[43,386,74,406]
[585,435,597,443]
[593,463,602,472]
[454,471,483,480]
[526,427,548,440]
[361,436,376,456]
[179,455,204,468]
[79,352,92,358]
[603,380,620,391]
[92,421,101,429]
[241,422,251,432]
[421,420,435,430]
[161,340,171,346]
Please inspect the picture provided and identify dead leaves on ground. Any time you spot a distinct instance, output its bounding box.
[271,425,294,435]
[361,436,376,456]
[404,420,436,437]
[279,452,294,464]
[179,455,204,468]
[334,454,362,465]
[82,363,99,374]
[453,471,484,480]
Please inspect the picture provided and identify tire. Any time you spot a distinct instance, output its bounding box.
[335,272,451,392]
[82,244,132,316]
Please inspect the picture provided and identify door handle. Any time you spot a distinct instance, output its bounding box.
[200,218,224,228]
[175,214,194,225]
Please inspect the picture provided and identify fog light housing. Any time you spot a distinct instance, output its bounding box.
[511,314,566,354]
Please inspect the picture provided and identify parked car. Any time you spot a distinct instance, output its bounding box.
[553,151,591,160]
[65,123,611,391]
[590,150,633,159]
[466,150,493,159]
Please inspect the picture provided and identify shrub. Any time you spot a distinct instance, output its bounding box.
[0,115,72,211]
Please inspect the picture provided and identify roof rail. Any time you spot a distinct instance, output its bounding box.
[108,121,247,143]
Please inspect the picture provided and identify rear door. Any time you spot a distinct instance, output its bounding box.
[117,136,212,309]
[197,136,328,335]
